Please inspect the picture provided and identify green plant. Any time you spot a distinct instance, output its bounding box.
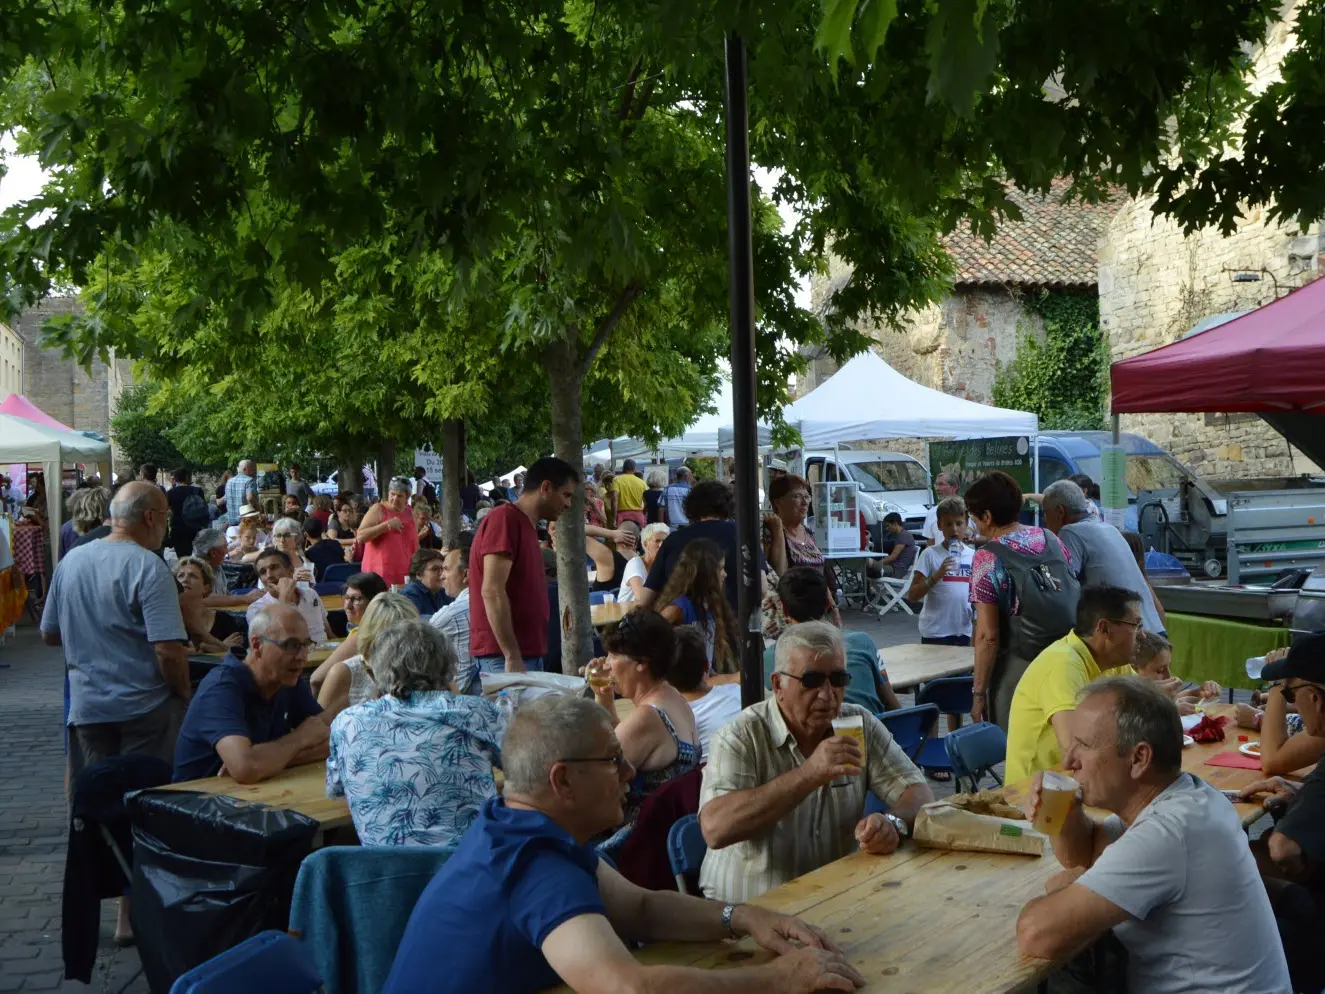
[992,292,1109,431]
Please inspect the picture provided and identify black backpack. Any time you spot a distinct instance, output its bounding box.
[181,489,210,530]
[986,536,1080,661]
[422,480,437,504]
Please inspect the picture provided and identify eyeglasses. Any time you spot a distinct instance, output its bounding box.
[1105,618,1144,632]
[558,752,630,772]
[1282,683,1325,704]
[787,492,811,503]
[261,636,315,654]
[777,670,851,690]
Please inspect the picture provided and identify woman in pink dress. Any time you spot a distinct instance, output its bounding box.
[356,477,418,586]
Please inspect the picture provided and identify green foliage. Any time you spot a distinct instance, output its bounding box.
[992,292,1109,431]
[109,383,187,473]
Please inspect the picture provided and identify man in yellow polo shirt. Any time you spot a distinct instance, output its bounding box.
[609,459,648,529]
[1005,584,1144,782]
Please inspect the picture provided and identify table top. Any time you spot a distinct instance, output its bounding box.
[1179,703,1302,827]
[552,845,1062,993]
[322,594,343,611]
[878,643,973,690]
[195,646,335,668]
[591,601,628,627]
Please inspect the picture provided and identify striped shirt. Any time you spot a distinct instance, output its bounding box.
[698,699,927,903]
[223,473,257,526]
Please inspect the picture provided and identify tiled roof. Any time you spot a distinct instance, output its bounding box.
[943,181,1118,289]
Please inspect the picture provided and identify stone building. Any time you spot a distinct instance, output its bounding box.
[807,180,1115,403]
[0,320,22,398]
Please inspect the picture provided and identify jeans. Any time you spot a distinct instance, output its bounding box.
[468,655,546,695]
[921,635,972,647]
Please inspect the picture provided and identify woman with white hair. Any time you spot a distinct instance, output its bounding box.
[618,521,669,603]
[356,476,419,586]
[316,591,418,719]
[326,617,504,847]
[643,468,668,524]
[268,516,314,584]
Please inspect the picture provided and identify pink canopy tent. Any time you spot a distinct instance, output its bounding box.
[0,394,73,431]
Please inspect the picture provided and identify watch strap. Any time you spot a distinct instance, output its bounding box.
[721,903,738,938]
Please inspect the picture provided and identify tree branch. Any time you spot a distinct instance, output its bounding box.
[577,280,643,376]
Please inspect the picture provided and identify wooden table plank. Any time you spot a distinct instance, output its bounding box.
[591,601,627,627]
[322,594,343,611]
[878,644,973,690]
[195,646,335,669]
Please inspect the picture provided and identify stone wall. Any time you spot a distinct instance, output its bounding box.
[0,321,22,398]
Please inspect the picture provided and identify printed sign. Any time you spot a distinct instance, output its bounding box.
[928,437,1033,496]
[414,447,444,482]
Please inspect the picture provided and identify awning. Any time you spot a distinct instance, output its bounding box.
[1111,277,1325,415]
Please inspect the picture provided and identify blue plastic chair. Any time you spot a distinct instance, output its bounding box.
[230,586,255,596]
[323,562,357,585]
[667,815,707,895]
[915,676,974,775]
[168,930,321,994]
[589,589,611,606]
[877,703,939,764]
[944,721,1007,794]
[313,580,344,597]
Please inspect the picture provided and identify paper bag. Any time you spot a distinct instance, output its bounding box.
[913,800,1046,857]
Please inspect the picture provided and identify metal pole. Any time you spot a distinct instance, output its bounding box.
[724,31,763,709]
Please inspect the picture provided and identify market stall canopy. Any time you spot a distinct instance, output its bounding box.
[768,350,1038,448]
[0,394,73,431]
[614,379,774,460]
[0,413,113,567]
[1111,278,1325,416]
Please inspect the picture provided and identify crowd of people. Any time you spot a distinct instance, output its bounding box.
[34,450,1325,994]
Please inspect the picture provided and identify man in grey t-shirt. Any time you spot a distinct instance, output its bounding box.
[1017,676,1289,994]
[1043,480,1165,634]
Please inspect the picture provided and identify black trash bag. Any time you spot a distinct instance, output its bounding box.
[218,561,257,593]
[127,789,319,994]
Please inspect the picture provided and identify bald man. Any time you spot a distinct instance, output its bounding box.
[42,481,192,789]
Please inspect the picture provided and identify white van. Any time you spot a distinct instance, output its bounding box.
[800,449,932,547]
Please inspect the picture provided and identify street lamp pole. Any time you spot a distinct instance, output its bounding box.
[723,32,764,709]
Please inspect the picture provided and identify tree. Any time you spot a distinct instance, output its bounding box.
[109,382,188,474]
[5,0,1325,670]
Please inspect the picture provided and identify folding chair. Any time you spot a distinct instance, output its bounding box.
[323,562,357,585]
[943,721,1007,795]
[867,576,914,617]
[877,703,939,764]
[666,815,708,895]
[169,931,321,994]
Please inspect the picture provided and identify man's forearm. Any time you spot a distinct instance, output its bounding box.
[203,593,254,609]
[630,962,796,994]
[1048,804,1101,869]
[885,783,935,828]
[229,735,309,784]
[155,642,192,701]
[483,587,524,667]
[701,767,816,849]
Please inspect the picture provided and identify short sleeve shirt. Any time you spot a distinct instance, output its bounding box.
[381,798,604,994]
[611,473,647,512]
[1273,762,1325,864]
[172,660,323,781]
[1078,775,1290,994]
[698,700,927,903]
[912,542,974,639]
[468,504,548,658]
[40,539,188,725]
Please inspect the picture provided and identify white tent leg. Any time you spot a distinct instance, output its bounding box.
[45,460,61,569]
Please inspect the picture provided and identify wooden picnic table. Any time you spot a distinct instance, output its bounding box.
[194,644,336,669]
[1179,703,1308,828]
[878,643,973,691]
[322,594,343,611]
[551,844,1062,993]
[590,601,628,627]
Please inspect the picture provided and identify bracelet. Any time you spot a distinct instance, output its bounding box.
[972,690,987,699]
[721,903,739,939]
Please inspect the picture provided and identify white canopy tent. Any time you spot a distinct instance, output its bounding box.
[613,379,773,463]
[0,413,113,567]
[718,351,1037,450]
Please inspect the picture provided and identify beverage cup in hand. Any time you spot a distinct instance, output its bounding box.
[586,658,613,691]
[831,715,865,786]
[1033,771,1078,836]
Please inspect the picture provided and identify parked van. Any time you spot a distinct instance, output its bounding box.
[799,449,932,548]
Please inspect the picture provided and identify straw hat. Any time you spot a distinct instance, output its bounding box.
[239,504,261,519]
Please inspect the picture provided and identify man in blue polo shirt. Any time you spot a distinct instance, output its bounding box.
[172,602,329,783]
[382,695,865,994]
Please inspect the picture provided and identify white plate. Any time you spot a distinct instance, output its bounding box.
[1180,713,1203,732]
[1182,734,1195,748]
[1239,742,1261,758]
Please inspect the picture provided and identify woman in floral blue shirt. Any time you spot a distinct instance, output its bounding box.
[327,617,505,847]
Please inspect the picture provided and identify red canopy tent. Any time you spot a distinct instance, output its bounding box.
[1111,277,1325,415]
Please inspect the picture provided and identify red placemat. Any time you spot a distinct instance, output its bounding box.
[1204,751,1262,770]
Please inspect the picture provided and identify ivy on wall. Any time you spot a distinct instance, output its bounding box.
[992,291,1109,431]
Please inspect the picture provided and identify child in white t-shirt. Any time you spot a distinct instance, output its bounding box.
[907,496,975,645]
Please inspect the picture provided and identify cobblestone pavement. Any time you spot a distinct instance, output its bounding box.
[0,622,147,994]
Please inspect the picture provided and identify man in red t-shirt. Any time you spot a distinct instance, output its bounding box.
[468,457,579,685]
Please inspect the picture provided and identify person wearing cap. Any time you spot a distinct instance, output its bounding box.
[224,503,268,551]
[356,476,420,587]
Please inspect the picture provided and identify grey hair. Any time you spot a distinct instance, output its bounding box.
[369,619,458,698]
[271,517,302,541]
[640,522,670,545]
[1079,675,1183,774]
[502,695,612,795]
[174,556,216,590]
[68,486,111,532]
[248,603,280,641]
[935,496,967,523]
[109,486,159,526]
[675,466,693,480]
[645,468,668,488]
[388,476,413,495]
[193,528,226,557]
[1043,479,1091,516]
[773,620,845,675]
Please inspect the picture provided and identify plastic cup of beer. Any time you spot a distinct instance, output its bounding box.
[586,659,613,692]
[1034,771,1078,836]
[831,715,866,771]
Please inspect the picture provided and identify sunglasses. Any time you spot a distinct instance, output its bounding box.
[777,669,851,690]
[558,752,630,772]
[1282,682,1325,704]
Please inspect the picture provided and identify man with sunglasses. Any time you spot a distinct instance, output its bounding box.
[383,695,866,994]
[172,603,329,782]
[698,621,932,904]
[1005,585,1144,783]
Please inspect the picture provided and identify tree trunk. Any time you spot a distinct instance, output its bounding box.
[546,338,593,675]
[338,458,364,496]
[375,438,397,501]
[440,419,465,546]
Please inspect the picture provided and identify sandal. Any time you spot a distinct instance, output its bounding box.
[924,768,953,783]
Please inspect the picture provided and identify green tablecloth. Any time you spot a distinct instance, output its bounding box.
[1166,612,1291,691]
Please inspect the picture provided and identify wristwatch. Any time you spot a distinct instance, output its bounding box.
[884,813,910,839]
[721,903,739,938]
